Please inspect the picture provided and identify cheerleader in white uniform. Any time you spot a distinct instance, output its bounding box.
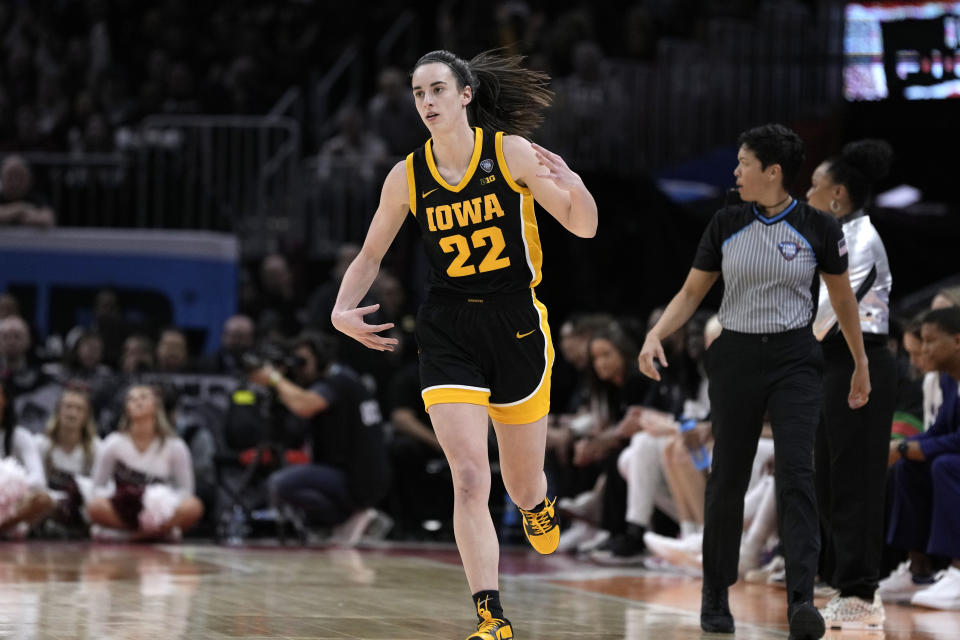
[35,385,103,531]
[87,385,203,540]
[0,377,55,537]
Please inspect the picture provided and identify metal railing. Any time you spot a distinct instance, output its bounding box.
[376,9,418,68]
[9,2,847,259]
[311,43,364,145]
[134,114,302,255]
[14,152,132,228]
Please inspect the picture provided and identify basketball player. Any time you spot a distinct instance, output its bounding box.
[331,50,598,640]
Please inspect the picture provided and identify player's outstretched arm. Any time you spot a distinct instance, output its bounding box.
[501,135,597,238]
[331,160,409,352]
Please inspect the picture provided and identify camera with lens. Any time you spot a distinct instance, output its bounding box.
[240,343,306,374]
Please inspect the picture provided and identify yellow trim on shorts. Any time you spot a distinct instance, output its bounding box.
[423,386,491,412]
[489,293,554,425]
[405,153,417,216]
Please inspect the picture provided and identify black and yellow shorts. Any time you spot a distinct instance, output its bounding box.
[416,289,554,425]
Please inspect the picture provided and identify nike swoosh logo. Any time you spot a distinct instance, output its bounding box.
[516,330,536,339]
[421,188,438,198]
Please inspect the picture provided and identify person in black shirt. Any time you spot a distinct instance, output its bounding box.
[0,156,55,227]
[249,334,388,539]
[639,124,870,640]
[385,361,452,539]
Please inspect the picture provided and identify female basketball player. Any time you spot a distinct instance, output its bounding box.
[331,50,597,640]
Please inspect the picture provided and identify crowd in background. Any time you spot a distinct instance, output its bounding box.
[2,0,960,625]
[0,0,781,156]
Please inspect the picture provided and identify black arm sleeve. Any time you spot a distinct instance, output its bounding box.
[816,214,849,275]
[691,212,724,272]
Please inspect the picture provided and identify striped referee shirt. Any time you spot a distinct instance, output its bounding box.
[693,200,848,334]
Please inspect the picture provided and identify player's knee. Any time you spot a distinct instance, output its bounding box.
[450,461,490,501]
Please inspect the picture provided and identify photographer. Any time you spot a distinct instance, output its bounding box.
[247,333,389,543]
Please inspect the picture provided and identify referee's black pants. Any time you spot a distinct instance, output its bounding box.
[816,337,896,600]
[703,327,822,609]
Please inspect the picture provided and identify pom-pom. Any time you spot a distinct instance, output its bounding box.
[0,458,30,525]
[138,484,180,531]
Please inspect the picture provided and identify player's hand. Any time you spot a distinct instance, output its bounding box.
[331,304,398,352]
[531,143,583,192]
[848,364,871,409]
[638,335,667,381]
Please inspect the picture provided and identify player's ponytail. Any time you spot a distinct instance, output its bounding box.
[413,49,553,139]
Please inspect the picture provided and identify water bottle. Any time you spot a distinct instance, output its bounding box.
[679,419,711,471]
[223,504,249,546]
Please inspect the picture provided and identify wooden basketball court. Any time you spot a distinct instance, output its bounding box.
[0,542,957,639]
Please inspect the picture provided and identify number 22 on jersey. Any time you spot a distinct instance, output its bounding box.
[439,227,511,277]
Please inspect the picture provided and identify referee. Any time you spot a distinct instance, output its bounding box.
[638,124,870,640]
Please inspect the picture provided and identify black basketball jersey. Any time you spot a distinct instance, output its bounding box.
[405,127,544,297]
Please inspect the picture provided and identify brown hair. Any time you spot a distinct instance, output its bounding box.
[413,49,553,138]
[43,386,99,475]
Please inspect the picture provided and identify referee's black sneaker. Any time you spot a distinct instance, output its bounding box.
[700,583,735,633]
[788,601,825,640]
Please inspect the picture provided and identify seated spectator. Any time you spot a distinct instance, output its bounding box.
[87,384,204,541]
[64,288,130,368]
[1,315,57,430]
[304,244,363,332]
[890,319,925,441]
[36,385,102,533]
[367,67,425,157]
[95,333,156,432]
[252,254,302,340]
[0,293,20,320]
[0,155,56,227]
[552,313,614,416]
[384,361,452,540]
[197,315,256,375]
[904,317,946,430]
[155,328,191,373]
[1,315,40,385]
[44,330,114,391]
[248,333,390,545]
[120,334,155,376]
[561,322,652,561]
[594,315,709,564]
[316,110,388,184]
[0,378,55,539]
[880,307,960,609]
[547,313,614,503]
